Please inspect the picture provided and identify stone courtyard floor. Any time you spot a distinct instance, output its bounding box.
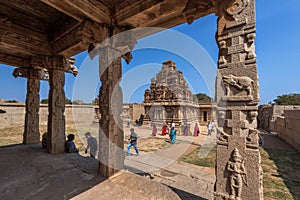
[1,124,299,200]
[0,124,217,200]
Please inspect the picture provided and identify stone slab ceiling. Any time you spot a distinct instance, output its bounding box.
[0,0,215,68]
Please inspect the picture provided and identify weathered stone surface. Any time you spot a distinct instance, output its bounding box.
[97,47,125,178]
[215,0,263,199]
[259,106,300,151]
[23,77,40,144]
[143,60,200,127]
[47,63,66,154]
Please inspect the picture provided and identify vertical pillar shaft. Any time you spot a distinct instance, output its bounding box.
[215,0,263,199]
[23,77,40,144]
[47,68,66,154]
[98,47,124,177]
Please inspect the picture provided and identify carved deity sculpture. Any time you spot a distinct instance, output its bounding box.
[222,75,254,97]
[144,89,151,100]
[226,148,247,200]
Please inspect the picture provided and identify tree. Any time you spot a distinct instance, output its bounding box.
[40,98,73,104]
[273,93,300,105]
[41,99,48,104]
[193,93,212,103]
[72,99,85,105]
[65,98,72,104]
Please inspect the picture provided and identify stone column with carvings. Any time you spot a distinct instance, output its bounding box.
[12,67,47,144]
[23,71,41,144]
[46,57,66,154]
[98,46,124,177]
[90,25,136,177]
[215,0,263,199]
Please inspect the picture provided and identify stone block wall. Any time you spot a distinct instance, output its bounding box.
[0,103,95,128]
[277,110,300,151]
[129,104,144,121]
[258,105,300,130]
[258,105,300,151]
[0,103,26,128]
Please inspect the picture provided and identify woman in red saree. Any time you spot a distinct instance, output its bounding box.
[161,123,168,135]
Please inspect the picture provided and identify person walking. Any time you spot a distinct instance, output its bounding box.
[193,123,200,136]
[161,123,168,136]
[127,128,139,156]
[183,122,189,136]
[207,120,215,135]
[84,132,98,158]
[169,127,177,144]
[171,120,175,129]
[178,122,183,136]
[152,123,157,136]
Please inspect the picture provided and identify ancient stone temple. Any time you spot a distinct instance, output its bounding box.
[0,0,263,199]
[143,60,199,127]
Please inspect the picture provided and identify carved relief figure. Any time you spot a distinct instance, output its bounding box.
[246,128,259,147]
[222,75,254,96]
[226,148,247,200]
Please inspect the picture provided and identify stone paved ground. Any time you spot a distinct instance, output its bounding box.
[0,123,217,200]
[260,130,296,151]
[0,144,181,200]
[124,124,216,199]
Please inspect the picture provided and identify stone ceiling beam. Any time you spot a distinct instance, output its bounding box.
[52,20,110,57]
[0,3,50,33]
[0,52,30,68]
[41,0,111,24]
[0,14,51,57]
[113,0,165,27]
[1,0,59,23]
[51,22,91,57]
[114,0,215,37]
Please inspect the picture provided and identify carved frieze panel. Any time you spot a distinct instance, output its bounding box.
[222,75,254,101]
[226,148,248,200]
[12,67,48,81]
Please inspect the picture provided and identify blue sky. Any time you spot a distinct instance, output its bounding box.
[0,0,299,104]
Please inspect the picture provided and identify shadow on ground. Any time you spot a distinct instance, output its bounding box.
[261,134,300,200]
[168,185,207,200]
[0,144,105,200]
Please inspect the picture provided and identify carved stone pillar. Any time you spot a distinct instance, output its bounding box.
[23,75,40,144]
[89,24,136,177]
[46,57,67,154]
[12,67,48,144]
[98,47,124,177]
[215,0,263,199]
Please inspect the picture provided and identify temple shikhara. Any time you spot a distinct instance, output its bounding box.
[143,60,200,127]
[0,0,263,199]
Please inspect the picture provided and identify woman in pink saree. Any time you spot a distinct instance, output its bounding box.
[193,123,200,136]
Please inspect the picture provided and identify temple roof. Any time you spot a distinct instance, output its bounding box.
[0,0,216,68]
[144,60,196,103]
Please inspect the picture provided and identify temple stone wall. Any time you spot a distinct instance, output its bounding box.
[122,103,145,122]
[130,104,145,122]
[258,105,300,130]
[0,103,95,128]
[258,105,300,151]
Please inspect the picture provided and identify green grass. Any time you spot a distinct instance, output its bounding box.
[181,145,300,200]
[260,147,300,200]
[181,145,216,168]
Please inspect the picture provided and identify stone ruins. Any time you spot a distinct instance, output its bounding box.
[143,60,200,127]
[0,0,263,199]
